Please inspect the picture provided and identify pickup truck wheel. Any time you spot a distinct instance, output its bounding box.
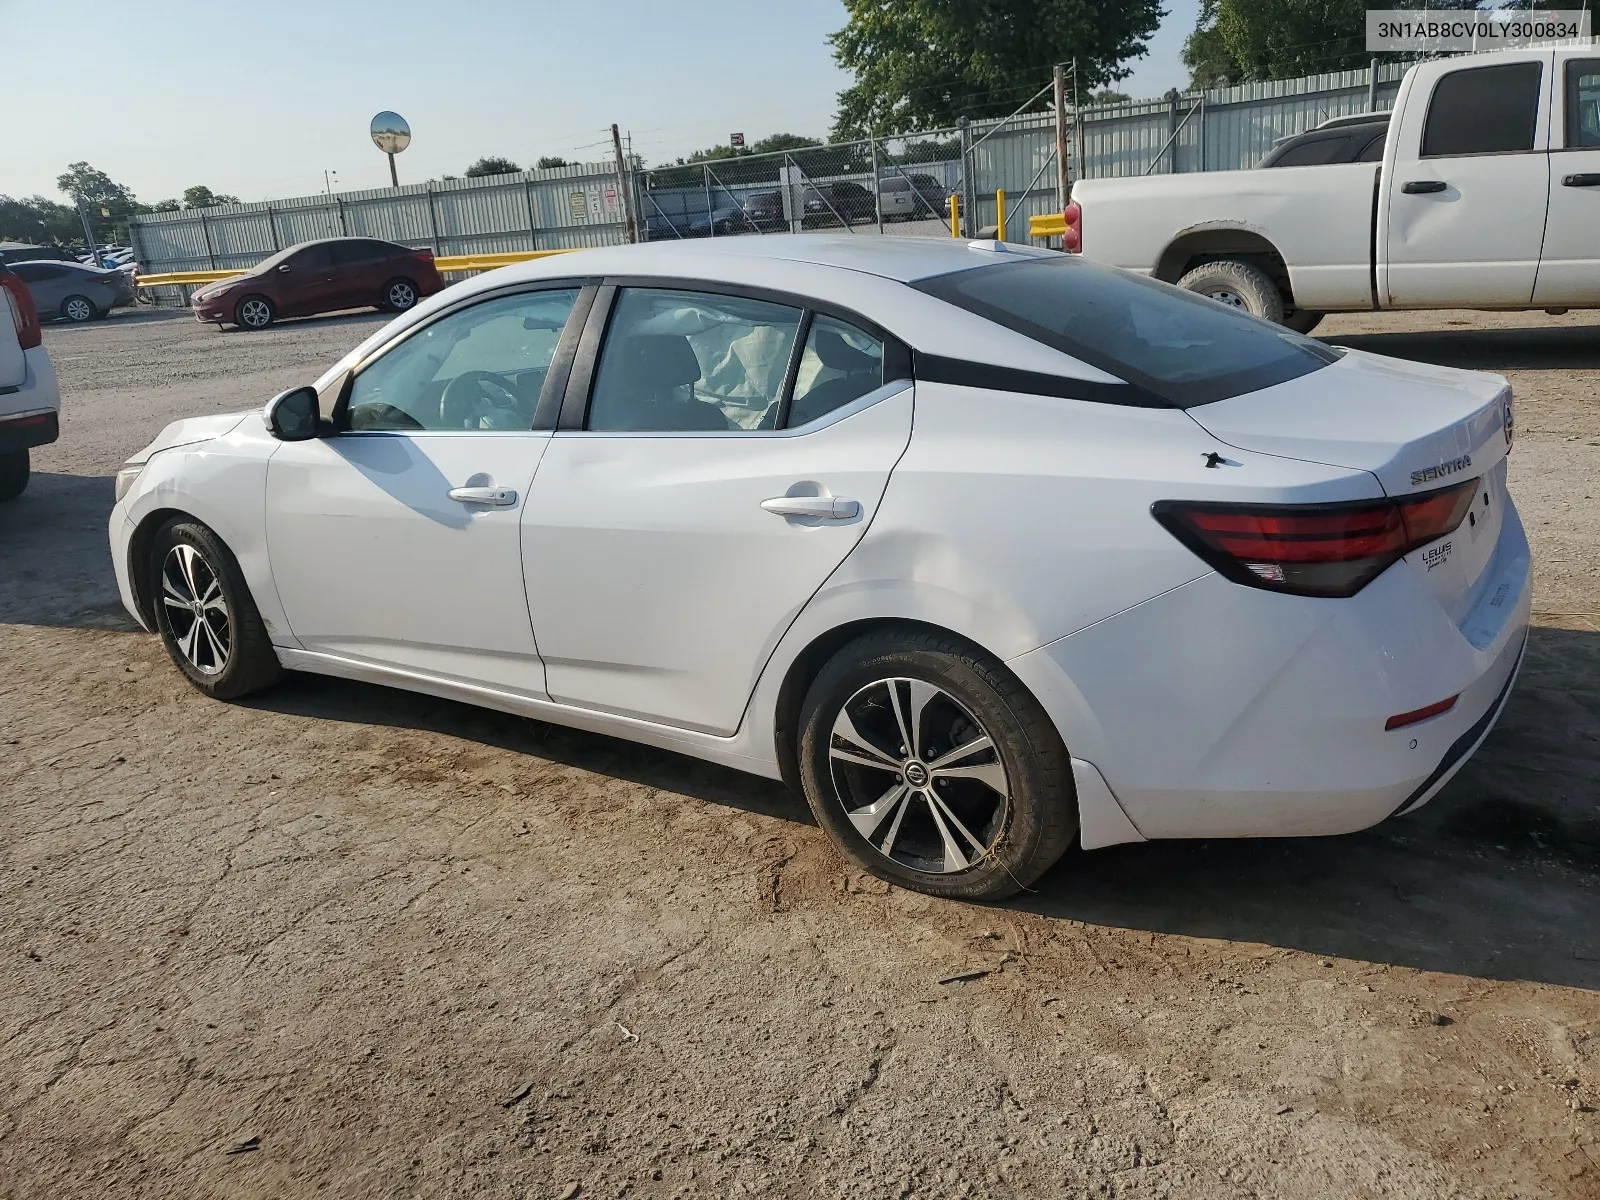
[1177,261,1285,325]
[1284,309,1324,335]
[0,450,28,502]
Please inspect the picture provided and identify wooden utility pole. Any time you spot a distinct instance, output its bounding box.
[611,123,638,244]
[1054,63,1070,211]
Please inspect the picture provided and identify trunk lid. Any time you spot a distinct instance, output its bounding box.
[1185,349,1514,623]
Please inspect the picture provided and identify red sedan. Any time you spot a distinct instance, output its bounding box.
[192,237,444,330]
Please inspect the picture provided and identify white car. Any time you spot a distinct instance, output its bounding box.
[108,236,1530,899]
[0,263,62,501]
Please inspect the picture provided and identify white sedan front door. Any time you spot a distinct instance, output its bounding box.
[266,287,584,696]
[522,288,913,735]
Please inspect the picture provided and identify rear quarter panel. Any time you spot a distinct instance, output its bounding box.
[1073,165,1377,309]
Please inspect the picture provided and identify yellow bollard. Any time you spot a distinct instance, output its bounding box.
[996,188,1007,243]
[949,193,960,238]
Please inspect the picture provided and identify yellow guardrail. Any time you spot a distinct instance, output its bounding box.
[135,247,580,289]
[1030,213,1068,239]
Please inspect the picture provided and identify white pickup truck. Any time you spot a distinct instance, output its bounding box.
[1069,46,1600,332]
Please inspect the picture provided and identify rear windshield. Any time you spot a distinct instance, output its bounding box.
[915,256,1337,407]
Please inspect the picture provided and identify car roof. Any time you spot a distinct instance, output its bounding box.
[1312,113,1391,131]
[497,234,1057,285]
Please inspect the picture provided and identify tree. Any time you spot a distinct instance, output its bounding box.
[1183,0,1483,87]
[535,155,571,170]
[830,0,1163,137]
[181,185,241,209]
[0,195,81,244]
[55,162,142,241]
[465,156,522,177]
[149,198,182,213]
[748,133,823,155]
[1087,88,1131,105]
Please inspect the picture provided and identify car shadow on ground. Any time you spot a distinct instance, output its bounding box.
[8,469,1596,988]
[1324,323,1600,372]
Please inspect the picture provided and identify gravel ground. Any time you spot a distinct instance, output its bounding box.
[1,304,1597,1199]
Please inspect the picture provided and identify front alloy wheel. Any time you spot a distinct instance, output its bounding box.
[236,296,274,329]
[829,678,1009,875]
[160,543,230,675]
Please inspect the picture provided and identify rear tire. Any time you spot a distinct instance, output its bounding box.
[1176,260,1285,325]
[1284,308,1324,335]
[149,518,283,700]
[61,294,97,323]
[797,628,1077,901]
[235,295,275,330]
[381,277,418,312]
[0,450,29,502]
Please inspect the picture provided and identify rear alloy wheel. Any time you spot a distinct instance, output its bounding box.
[61,294,97,322]
[798,629,1077,900]
[382,278,418,312]
[150,518,283,700]
[235,295,275,330]
[1176,260,1285,325]
[0,450,29,502]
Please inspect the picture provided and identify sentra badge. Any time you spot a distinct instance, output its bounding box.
[1411,454,1472,487]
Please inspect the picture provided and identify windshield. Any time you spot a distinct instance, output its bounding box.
[915,256,1337,407]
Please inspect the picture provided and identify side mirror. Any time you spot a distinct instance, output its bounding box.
[265,386,322,441]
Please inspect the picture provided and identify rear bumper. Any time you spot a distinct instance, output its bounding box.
[0,409,59,454]
[1008,497,1532,841]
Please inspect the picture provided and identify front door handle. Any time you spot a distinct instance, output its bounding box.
[761,495,861,520]
[1401,180,1447,194]
[448,486,517,506]
[1562,173,1600,187]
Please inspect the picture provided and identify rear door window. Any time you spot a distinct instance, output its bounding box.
[1356,130,1387,162]
[916,257,1337,408]
[1422,61,1543,157]
[1270,135,1354,167]
[1567,59,1600,148]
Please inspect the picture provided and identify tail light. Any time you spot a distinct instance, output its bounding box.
[1062,202,1082,254]
[0,270,42,350]
[1152,478,1479,598]
[412,248,435,263]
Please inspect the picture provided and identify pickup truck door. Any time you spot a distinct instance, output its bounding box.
[1533,55,1600,307]
[1382,53,1553,308]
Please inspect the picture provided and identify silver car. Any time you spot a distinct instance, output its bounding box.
[8,260,135,322]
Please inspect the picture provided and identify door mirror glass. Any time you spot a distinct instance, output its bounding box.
[265,386,322,440]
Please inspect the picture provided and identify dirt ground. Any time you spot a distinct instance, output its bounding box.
[1,303,1597,1200]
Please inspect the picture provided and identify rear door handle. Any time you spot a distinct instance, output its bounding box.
[448,486,517,506]
[761,496,861,520]
[1401,180,1447,194]
[1562,173,1600,187]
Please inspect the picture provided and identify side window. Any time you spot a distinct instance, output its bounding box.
[10,264,48,282]
[345,288,579,432]
[1568,59,1600,149]
[1422,62,1542,157]
[290,244,333,272]
[1272,136,1354,167]
[329,241,376,266]
[588,288,802,432]
[1357,130,1387,162]
[787,316,885,428]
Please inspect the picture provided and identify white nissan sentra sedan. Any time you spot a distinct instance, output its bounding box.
[109,236,1529,900]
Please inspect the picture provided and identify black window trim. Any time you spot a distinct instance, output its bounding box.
[1420,59,1545,160]
[557,274,912,434]
[330,276,601,433]
[1565,57,1600,150]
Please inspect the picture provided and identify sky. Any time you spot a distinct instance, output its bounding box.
[2,0,1200,206]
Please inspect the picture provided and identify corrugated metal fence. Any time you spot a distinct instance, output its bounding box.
[130,60,1411,277]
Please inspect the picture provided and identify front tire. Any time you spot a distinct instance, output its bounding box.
[381,277,418,312]
[62,294,98,322]
[149,518,283,700]
[1176,260,1285,325]
[0,450,29,502]
[797,629,1077,900]
[235,294,275,330]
